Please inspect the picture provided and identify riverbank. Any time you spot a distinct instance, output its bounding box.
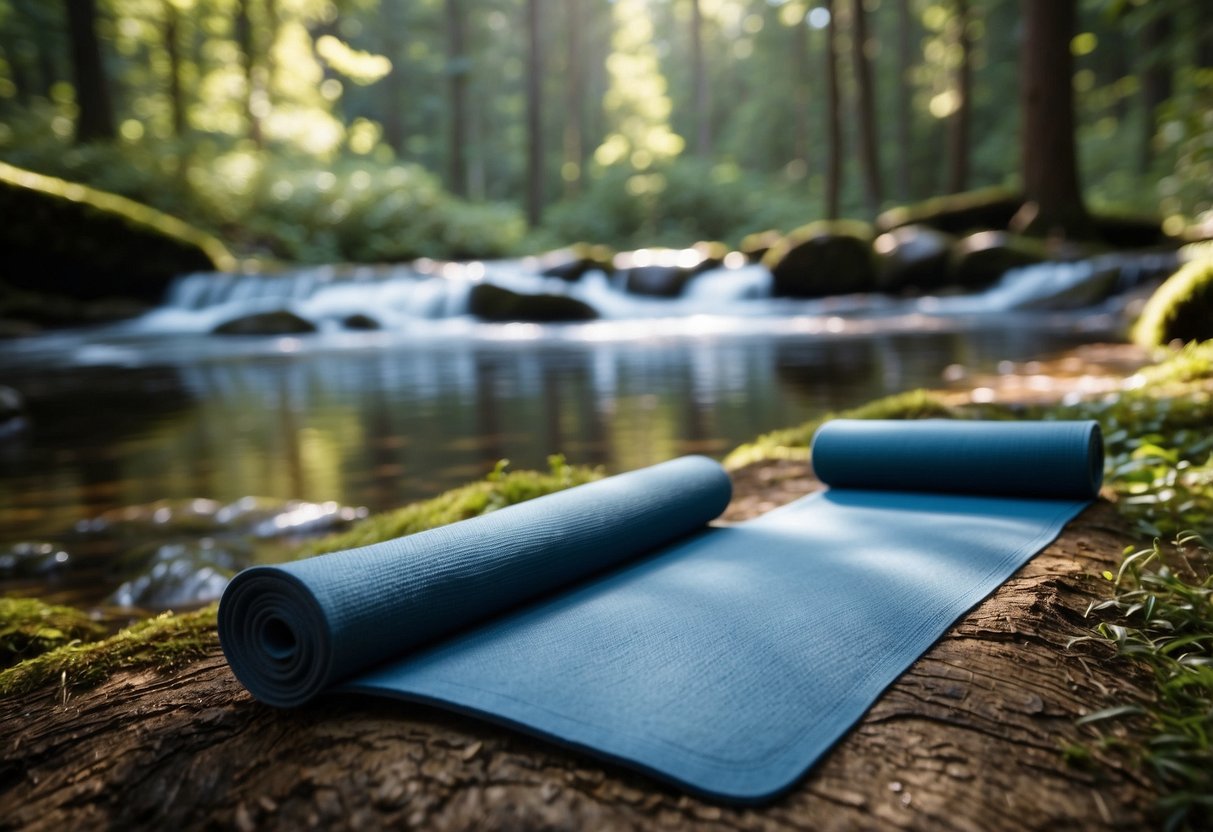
[1,340,1210,830]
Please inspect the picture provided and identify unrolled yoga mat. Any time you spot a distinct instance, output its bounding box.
[219,419,1103,802]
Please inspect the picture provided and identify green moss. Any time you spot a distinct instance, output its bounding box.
[1133,256,1213,348]
[300,455,604,557]
[875,186,1023,235]
[724,389,966,469]
[0,605,217,699]
[1136,340,1213,386]
[0,598,107,669]
[0,160,236,301]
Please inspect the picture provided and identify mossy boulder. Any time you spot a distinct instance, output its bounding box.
[1133,257,1213,347]
[739,230,783,262]
[467,283,598,322]
[876,187,1023,236]
[212,310,317,335]
[0,161,236,302]
[948,231,1049,290]
[762,220,876,298]
[535,244,615,282]
[874,225,956,293]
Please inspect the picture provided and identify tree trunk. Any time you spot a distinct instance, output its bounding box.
[1013,0,1090,239]
[380,0,406,155]
[895,0,912,202]
[690,0,711,158]
[849,0,882,216]
[791,11,811,175]
[1138,11,1172,173]
[64,0,115,143]
[446,0,469,197]
[162,0,185,138]
[525,0,545,227]
[947,0,971,194]
[0,470,1154,830]
[562,0,584,197]
[234,0,262,147]
[824,0,842,220]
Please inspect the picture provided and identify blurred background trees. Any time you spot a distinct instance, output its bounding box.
[0,0,1208,261]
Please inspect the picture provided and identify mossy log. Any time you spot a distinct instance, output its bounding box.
[0,467,1152,831]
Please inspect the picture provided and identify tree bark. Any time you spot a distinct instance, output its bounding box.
[64,0,115,143]
[895,0,912,202]
[1138,11,1172,173]
[525,0,545,227]
[947,0,971,194]
[1013,0,1090,239]
[162,0,185,138]
[0,467,1154,831]
[690,0,711,158]
[562,0,585,196]
[849,0,883,216]
[446,0,469,197]
[234,0,262,147]
[791,10,811,176]
[824,0,842,220]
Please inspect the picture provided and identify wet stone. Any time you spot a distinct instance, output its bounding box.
[0,542,71,578]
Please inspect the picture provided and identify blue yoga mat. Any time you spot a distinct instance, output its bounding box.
[219,419,1102,802]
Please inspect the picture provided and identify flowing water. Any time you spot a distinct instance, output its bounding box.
[0,251,1175,607]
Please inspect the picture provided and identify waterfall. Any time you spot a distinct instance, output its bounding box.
[135,248,1179,335]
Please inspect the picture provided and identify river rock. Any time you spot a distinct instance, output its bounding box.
[108,539,243,610]
[874,225,956,293]
[0,385,26,439]
[0,542,71,578]
[342,313,381,330]
[468,283,598,322]
[212,310,318,335]
[612,248,712,298]
[948,231,1049,290]
[535,244,615,282]
[762,221,877,298]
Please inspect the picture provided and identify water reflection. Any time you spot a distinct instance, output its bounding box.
[0,325,1099,553]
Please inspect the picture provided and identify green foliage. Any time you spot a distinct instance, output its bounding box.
[1134,256,1213,348]
[299,455,603,557]
[0,597,107,669]
[0,606,217,700]
[543,158,812,249]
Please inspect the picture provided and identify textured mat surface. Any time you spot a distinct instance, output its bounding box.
[220,420,1102,802]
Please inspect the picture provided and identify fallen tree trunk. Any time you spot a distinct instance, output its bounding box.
[0,461,1152,830]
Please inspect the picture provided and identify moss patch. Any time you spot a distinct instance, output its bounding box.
[724,388,967,469]
[301,456,603,556]
[0,598,107,669]
[875,187,1023,236]
[0,605,218,699]
[0,160,236,302]
[1133,253,1213,348]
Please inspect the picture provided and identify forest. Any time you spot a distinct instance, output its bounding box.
[0,0,1209,264]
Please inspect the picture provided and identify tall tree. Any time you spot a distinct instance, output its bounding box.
[790,6,811,173]
[1139,10,1173,172]
[161,0,185,138]
[65,0,115,143]
[947,0,972,193]
[894,0,912,201]
[849,0,882,215]
[824,0,842,220]
[525,0,544,225]
[562,0,585,196]
[1014,0,1089,237]
[445,0,469,196]
[690,0,710,157]
[234,0,262,147]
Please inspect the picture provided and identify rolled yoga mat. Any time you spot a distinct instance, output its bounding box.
[220,419,1103,803]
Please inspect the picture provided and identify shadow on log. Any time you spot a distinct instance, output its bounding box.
[0,463,1152,830]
